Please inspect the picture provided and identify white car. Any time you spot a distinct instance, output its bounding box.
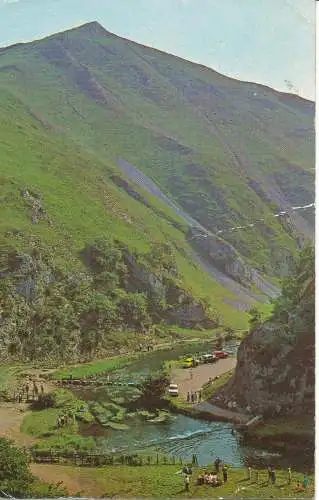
[168,383,179,397]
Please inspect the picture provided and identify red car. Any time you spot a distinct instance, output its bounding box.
[214,350,229,359]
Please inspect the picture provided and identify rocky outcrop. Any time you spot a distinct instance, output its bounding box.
[122,249,215,328]
[167,302,216,328]
[189,228,279,297]
[214,322,314,417]
[214,246,315,419]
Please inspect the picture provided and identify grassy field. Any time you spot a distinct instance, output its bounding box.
[30,464,315,498]
[50,354,141,380]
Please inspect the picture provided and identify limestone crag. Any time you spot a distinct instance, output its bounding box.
[214,321,314,417]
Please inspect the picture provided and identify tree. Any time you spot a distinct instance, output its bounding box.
[146,243,178,276]
[138,375,170,409]
[0,437,68,497]
[83,238,127,290]
[118,292,151,331]
[248,307,262,330]
[0,438,32,494]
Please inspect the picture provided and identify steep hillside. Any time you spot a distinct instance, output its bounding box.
[0,22,315,361]
[214,246,315,420]
[0,21,314,280]
[0,86,253,362]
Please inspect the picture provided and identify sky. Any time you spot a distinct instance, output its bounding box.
[0,0,315,100]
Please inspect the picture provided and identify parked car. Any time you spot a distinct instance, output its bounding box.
[201,354,217,364]
[168,383,179,397]
[183,357,199,368]
[214,350,229,359]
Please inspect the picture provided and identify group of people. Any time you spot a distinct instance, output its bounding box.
[197,471,222,486]
[56,412,74,429]
[247,465,310,489]
[181,459,311,492]
[13,380,44,403]
[181,458,228,491]
[186,390,202,404]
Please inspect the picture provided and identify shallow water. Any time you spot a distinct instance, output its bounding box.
[96,413,256,466]
[72,341,313,470]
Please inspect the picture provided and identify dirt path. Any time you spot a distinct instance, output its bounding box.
[0,369,57,447]
[30,464,97,496]
[171,357,237,399]
[0,403,35,447]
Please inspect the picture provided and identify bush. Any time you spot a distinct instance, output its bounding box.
[0,437,67,497]
[30,393,56,410]
[0,438,31,484]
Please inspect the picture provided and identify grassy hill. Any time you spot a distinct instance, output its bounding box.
[0,22,314,361]
[0,22,314,272]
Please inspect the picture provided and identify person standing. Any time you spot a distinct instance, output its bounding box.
[198,389,202,402]
[247,466,252,481]
[271,467,276,485]
[184,474,190,492]
[267,466,272,485]
[215,457,221,473]
[302,474,309,489]
[187,392,190,403]
[222,464,228,483]
[288,467,292,485]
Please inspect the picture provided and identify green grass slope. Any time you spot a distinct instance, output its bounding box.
[0,22,314,277]
[0,86,251,361]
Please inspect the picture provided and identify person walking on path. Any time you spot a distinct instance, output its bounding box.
[190,369,193,380]
[34,383,39,401]
[198,389,202,402]
[187,392,190,403]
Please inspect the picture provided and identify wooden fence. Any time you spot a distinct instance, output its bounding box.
[26,449,194,468]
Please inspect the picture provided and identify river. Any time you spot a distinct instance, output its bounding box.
[71,340,311,470]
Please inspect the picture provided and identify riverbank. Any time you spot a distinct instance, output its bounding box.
[30,463,314,498]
